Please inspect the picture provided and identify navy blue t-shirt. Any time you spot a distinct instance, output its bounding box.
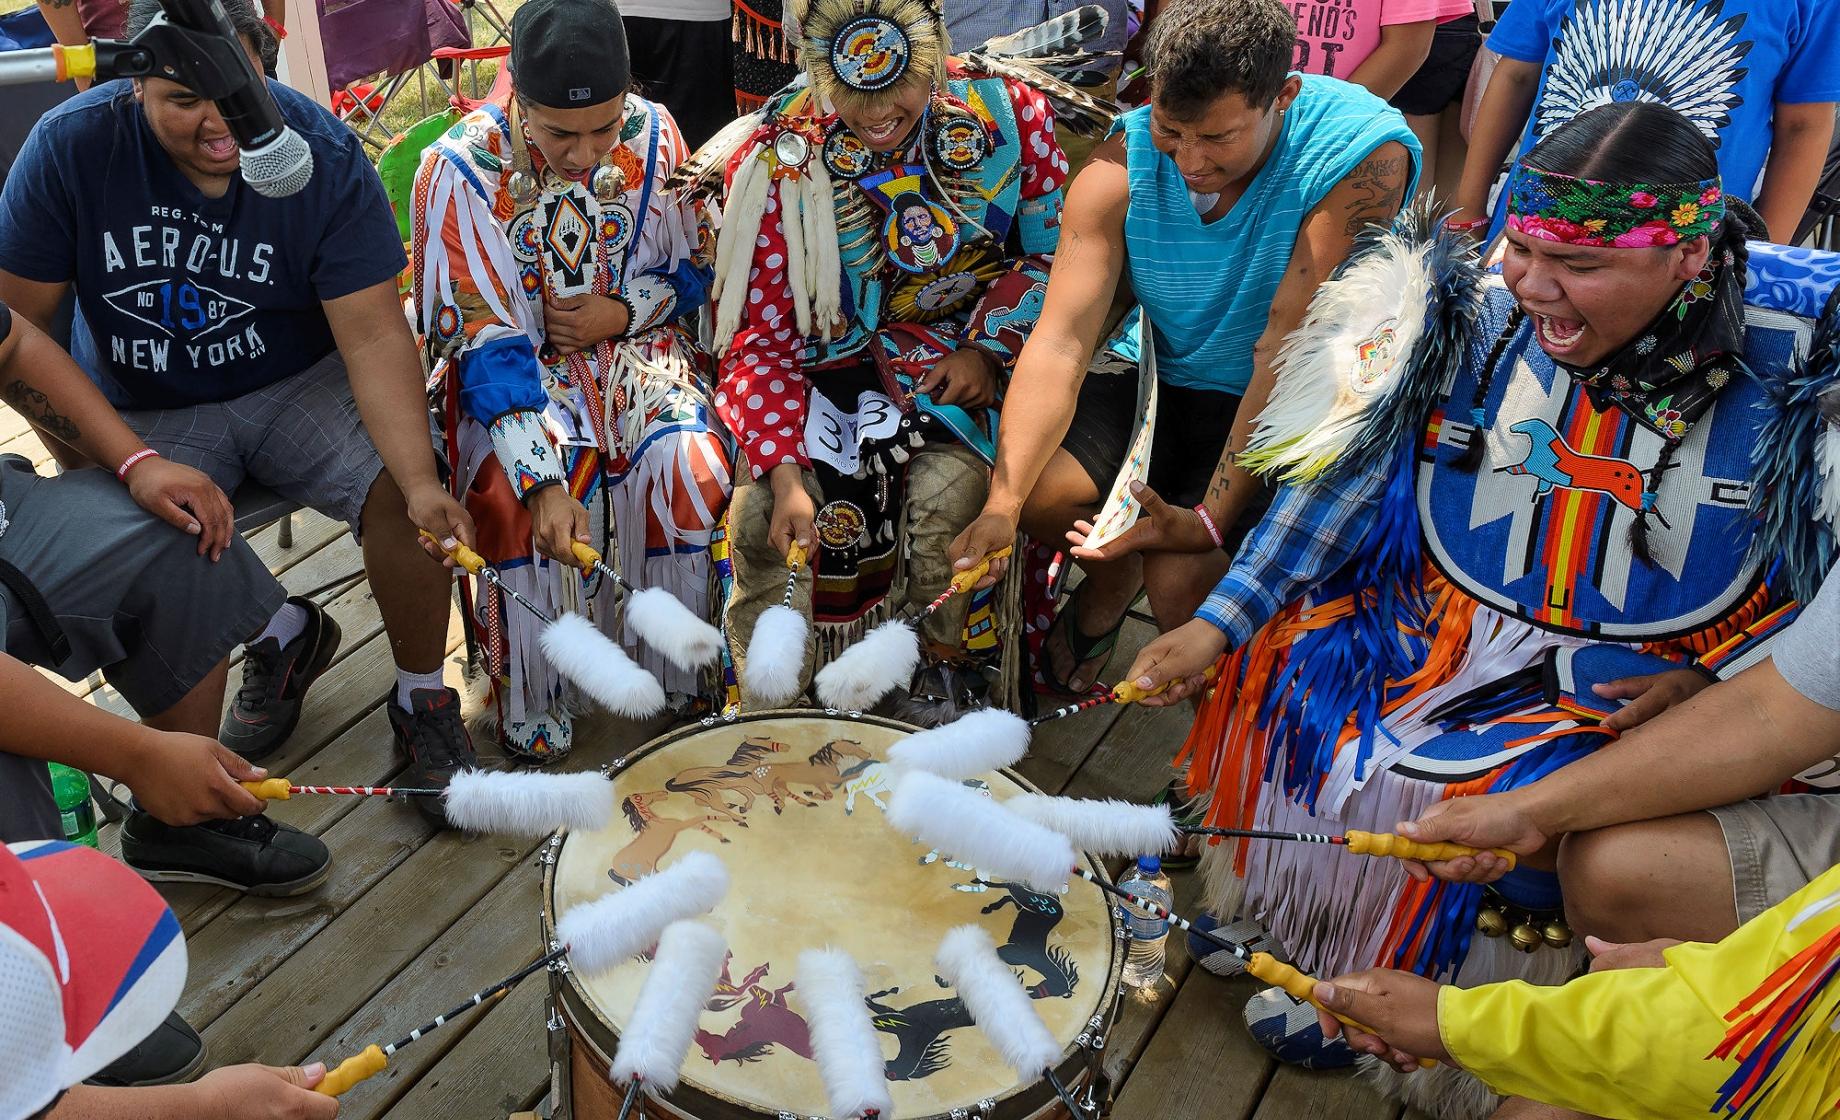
[0,79,407,409]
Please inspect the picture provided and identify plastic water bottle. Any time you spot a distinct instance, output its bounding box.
[1119,855,1173,989]
[49,763,99,848]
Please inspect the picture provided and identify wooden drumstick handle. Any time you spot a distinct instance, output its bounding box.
[570,541,603,570]
[314,1044,387,1096]
[241,778,293,800]
[1246,954,1435,1069]
[1343,831,1518,870]
[421,531,486,575]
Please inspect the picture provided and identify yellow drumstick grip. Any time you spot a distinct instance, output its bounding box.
[421,531,486,575]
[1111,661,1222,705]
[786,541,808,570]
[1344,831,1519,871]
[948,545,1014,596]
[1247,954,1436,1069]
[570,542,604,570]
[241,779,293,800]
[314,1044,387,1096]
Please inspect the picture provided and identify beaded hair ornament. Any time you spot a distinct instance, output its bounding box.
[1506,166,1725,248]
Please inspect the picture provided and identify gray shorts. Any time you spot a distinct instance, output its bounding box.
[1709,794,1840,922]
[0,455,282,840]
[120,349,385,534]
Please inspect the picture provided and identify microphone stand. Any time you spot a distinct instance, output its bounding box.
[0,13,252,100]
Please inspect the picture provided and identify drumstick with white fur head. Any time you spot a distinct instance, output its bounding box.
[960,816,1442,1071]
[240,769,617,835]
[886,708,1031,781]
[744,542,810,706]
[569,542,725,672]
[1003,793,1518,869]
[611,920,730,1120]
[813,545,1012,711]
[935,925,1084,1115]
[798,948,895,1119]
[425,533,666,719]
[312,852,732,1096]
[887,769,1074,894]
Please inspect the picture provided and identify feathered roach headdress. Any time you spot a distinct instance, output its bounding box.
[791,0,950,116]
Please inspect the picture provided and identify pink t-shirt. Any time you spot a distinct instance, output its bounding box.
[1289,0,1443,81]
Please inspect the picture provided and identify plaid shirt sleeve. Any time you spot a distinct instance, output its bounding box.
[1195,456,1392,649]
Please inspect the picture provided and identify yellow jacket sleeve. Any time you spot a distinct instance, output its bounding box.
[1438,863,1840,1120]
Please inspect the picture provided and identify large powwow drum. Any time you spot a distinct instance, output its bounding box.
[543,712,1124,1118]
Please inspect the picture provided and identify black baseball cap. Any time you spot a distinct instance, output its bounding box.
[510,0,632,110]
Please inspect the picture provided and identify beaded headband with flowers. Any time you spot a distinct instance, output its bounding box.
[1505,166,1724,248]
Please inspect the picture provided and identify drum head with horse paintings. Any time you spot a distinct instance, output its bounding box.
[548,712,1120,1119]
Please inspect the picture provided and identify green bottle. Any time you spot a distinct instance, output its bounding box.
[48,763,99,848]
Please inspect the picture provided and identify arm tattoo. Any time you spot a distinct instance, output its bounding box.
[2,379,81,443]
[1341,152,1409,236]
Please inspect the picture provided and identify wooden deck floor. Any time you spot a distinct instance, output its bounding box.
[4,398,1420,1120]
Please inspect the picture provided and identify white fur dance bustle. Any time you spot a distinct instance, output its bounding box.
[797,948,895,1119]
[813,619,921,711]
[626,586,725,673]
[610,920,729,1094]
[441,769,616,835]
[743,605,808,705]
[887,708,1030,779]
[935,925,1062,1076]
[539,612,667,719]
[557,851,730,975]
[888,770,1073,893]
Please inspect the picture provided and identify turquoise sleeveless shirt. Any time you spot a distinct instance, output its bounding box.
[1117,76,1420,394]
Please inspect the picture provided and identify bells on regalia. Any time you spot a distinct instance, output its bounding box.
[1475,904,1574,953]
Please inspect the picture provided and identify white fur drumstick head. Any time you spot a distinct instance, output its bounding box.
[441,769,617,835]
[610,920,728,1094]
[797,948,895,1120]
[814,619,921,712]
[558,851,731,975]
[887,770,1074,894]
[540,613,667,719]
[935,925,1062,1077]
[627,587,725,672]
[887,708,1030,780]
[743,605,808,706]
[1003,794,1178,858]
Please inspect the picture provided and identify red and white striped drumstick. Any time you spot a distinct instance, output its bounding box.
[242,779,442,799]
[240,771,618,836]
[925,544,1013,617]
[1029,663,1223,726]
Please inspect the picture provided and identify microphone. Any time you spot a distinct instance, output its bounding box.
[151,0,312,197]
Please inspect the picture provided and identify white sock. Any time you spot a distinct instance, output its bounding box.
[395,668,447,709]
[254,601,308,647]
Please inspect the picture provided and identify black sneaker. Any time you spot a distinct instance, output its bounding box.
[388,687,478,827]
[119,810,332,896]
[220,596,341,761]
[892,661,991,728]
[85,1012,207,1087]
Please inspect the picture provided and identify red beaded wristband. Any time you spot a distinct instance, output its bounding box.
[1192,503,1224,549]
[116,448,160,481]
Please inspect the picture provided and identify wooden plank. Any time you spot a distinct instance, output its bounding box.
[1061,690,1194,805]
[1252,1066,1404,1120]
[176,790,437,1023]
[0,427,53,466]
[1110,970,1274,1119]
[197,824,547,1065]
[382,968,549,1120]
[311,853,545,1120]
[1014,617,1159,795]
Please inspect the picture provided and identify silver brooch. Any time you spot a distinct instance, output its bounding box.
[507,170,538,204]
[591,164,625,202]
[772,129,811,171]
